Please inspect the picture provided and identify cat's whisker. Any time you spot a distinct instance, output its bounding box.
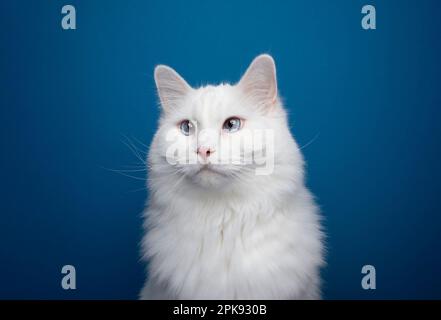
[131,135,150,150]
[122,164,147,169]
[121,135,147,165]
[102,135,150,183]
[149,166,187,183]
[158,171,188,197]
[126,186,148,193]
[103,167,147,181]
[111,168,147,173]
[299,132,320,150]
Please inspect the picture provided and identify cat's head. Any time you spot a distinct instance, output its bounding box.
[149,54,301,192]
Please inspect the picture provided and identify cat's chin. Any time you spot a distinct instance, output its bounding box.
[188,165,232,189]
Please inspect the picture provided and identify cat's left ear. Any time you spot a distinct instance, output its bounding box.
[238,54,278,110]
[154,65,192,113]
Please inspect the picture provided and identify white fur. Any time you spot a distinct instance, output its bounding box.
[140,55,324,299]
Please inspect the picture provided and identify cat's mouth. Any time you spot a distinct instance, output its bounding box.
[195,164,227,177]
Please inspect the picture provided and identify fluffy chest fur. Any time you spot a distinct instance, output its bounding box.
[141,185,323,299]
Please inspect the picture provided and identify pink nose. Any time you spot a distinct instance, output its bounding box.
[197,147,214,160]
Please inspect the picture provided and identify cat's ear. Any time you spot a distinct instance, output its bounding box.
[154,65,192,112]
[238,54,278,110]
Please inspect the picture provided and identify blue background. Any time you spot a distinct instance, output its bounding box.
[1,0,440,299]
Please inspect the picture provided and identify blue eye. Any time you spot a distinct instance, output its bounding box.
[223,117,242,133]
[180,120,194,136]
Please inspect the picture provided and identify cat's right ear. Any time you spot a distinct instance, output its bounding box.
[154,65,192,112]
[238,54,278,111]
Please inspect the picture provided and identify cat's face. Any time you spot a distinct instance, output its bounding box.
[150,55,292,190]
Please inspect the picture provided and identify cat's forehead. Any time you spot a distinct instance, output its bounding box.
[160,83,253,126]
[184,84,242,120]
[192,84,232,105]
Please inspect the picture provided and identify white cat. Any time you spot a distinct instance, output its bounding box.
[140,54,324,300]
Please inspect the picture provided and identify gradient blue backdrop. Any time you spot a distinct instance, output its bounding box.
[1,0,440,299]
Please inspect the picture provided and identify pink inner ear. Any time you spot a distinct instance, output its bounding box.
[238,55,278,106]
[154,65,192,111]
